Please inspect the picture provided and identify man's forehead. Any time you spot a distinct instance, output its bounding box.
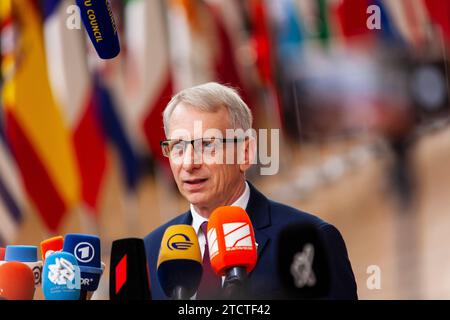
[168,103,231,138]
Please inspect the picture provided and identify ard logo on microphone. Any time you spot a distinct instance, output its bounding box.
[74,242,95,263]
[167,233,194,251]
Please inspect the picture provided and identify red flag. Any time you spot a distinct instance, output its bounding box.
[248,0,284,128]
[249,0,273,86]
[424,0,450,44]
[333,0,376,41]
[205,2,253,111]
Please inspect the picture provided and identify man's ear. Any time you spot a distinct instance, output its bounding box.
[239,136,256,172]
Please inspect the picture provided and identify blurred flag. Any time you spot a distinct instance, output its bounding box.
[423,0,450,44]
[316,0,332,45]
[248,0,284,128]
[165,0,252,115]
[332,0,402,44]
[194,0,253,116]
[95,76,140,191]
[167,0,212,89]
[0,120,24,246]
[294,0,332,47]
[249,0,273,86]
[372,0,403,43]
[205,2,245,91]
[84,1,141,193]
[333,0,375,41]
[0,3,20,243]
[1,0,80,232]
[43,0,108,214]
[266,0,306,139]
[268,0,305,61]
[383,0,429,47]
[123,0,173,167]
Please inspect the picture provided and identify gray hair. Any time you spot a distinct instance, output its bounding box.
[163,82,253,136]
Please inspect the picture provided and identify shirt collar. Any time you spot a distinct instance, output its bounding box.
[190,181,251,235]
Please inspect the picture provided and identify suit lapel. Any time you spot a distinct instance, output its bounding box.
[254,229,270,257]
[245,182,272,258]
[178,210,193,225]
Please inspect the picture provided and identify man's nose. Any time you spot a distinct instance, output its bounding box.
[182,143,202,171]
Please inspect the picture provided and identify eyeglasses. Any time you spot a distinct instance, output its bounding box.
[160,137,244,158]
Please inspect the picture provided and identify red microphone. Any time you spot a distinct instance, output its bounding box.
[207,206,257,299]
[0,248,5,261]
[0,261,36,300]
[40,236,64,260]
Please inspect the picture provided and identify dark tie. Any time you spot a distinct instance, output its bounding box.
[196,221,222,299]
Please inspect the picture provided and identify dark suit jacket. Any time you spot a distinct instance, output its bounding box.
[144,182,358,299]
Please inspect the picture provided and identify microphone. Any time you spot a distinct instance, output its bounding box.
[157,225,202,300]
[75,0,120,59]
[0,262,36,300]
[40,236,64,260]
[3,245,43,288]
[63,234,103,300]
[109,238,151,300]
[0,248,5,261]
[207,206,257,299]
[4,245,38,262]
[42,251,81,300]
[277,222,331,299]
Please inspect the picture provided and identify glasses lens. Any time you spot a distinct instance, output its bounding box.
[169,140,185,158]
[201,138,217,149]
[163,138,233,159]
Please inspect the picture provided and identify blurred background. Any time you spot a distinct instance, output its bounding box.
[1,0,450,299]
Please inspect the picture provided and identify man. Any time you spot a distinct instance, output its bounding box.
[144,82,357,299]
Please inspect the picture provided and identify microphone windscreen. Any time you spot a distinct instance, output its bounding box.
[109,238,151,300]
[0,261,36,300]
[207,206,257,276]
[40,236,64,260]
[157,225,202,298]
[4,245,42,287]
[75,0,120,59]
[277,222,331,299]
[0,248,5,261]
[42,251,81,300]
[63,234,102,291]
[5,245,38,262]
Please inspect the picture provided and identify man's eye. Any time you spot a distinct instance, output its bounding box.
[202,140,215,149]
[172,143,184,152]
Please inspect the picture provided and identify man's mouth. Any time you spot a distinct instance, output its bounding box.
[183,178,208,189]
[184,178,208,184]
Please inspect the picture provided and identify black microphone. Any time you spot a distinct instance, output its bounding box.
[277,222,331,299]
[109,238,151,300]
[75,0,120,59]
